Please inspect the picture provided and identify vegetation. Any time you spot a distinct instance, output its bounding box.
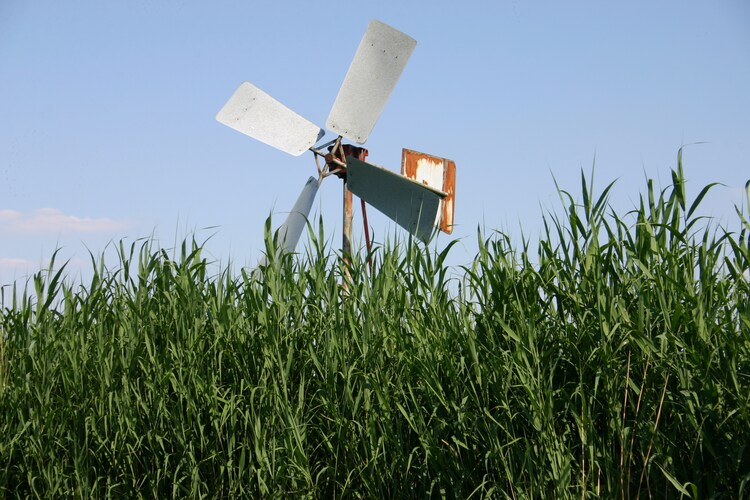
[2,152,749,497]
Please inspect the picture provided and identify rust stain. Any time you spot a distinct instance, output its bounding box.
[401,149,456,234]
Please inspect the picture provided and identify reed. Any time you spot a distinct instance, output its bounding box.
[2,151,748,497]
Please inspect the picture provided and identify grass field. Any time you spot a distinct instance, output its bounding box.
[2,154,749,497]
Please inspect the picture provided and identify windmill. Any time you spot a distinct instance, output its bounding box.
[216,20,456,268]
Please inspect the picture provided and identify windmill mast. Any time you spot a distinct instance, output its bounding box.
[343,183,353,257]
[339,145,367,258]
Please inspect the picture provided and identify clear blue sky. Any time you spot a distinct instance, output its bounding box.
[1,0,749,285]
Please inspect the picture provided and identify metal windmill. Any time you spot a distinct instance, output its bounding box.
[216,20,456,268]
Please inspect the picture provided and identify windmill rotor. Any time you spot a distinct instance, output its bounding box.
[216,19,456,266]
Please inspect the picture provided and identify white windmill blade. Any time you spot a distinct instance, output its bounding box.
[274,176,321,254]
[217,82,324,156]
[326,20,417,144]
[346,157,444,242]
[256,176,320,273]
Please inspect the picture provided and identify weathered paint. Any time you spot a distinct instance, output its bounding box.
[415,158,445,190]
[401,149,456,234]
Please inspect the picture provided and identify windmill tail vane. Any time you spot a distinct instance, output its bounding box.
[216,19,456,270]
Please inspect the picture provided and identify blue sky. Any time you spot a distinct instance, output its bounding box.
[1,0,749,285]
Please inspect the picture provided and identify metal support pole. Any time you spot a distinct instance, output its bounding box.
[342,180,353,258]
[337,144,368,289]
[340,145,368,259]
[361,198,373,272]
[340,180,354,290]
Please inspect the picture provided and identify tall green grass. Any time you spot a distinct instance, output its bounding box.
[2,153,749,497]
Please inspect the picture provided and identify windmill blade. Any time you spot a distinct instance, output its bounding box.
[346,157,443,242]
[274,176,321,254]
[256,176,320,273]
[217,82,324,156]
[326,20,416,144]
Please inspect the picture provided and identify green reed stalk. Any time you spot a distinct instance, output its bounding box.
[1,150,748,497]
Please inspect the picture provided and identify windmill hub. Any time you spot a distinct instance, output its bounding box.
[326,144,368,180]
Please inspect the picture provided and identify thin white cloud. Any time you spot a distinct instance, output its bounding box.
[0,258,36,283]
[0,257,35,268]
[0,208,130,233]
